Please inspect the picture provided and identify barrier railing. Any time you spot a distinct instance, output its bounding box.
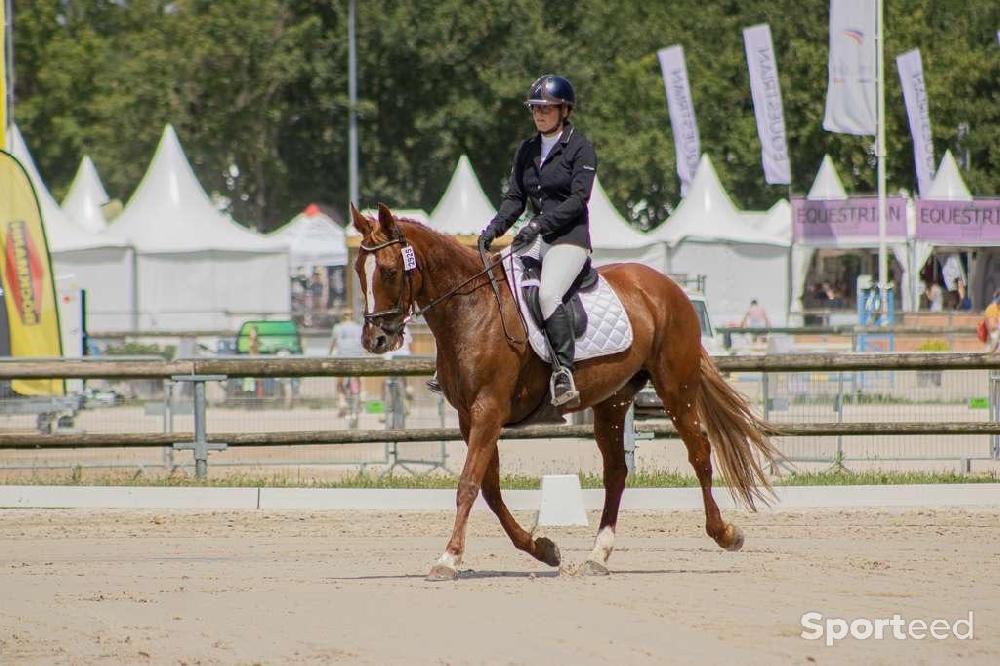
[3,353,1000,477]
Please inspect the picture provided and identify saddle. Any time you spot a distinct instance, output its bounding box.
[517,256,599,336]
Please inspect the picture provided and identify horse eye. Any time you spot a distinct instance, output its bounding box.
[380,266,397,280]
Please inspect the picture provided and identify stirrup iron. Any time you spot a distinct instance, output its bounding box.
[549,367,580,408]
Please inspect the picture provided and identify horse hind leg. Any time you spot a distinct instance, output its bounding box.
[578,385,641,575]
[651,376,745,552]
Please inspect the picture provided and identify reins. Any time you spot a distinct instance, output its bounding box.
[360,228,529,346]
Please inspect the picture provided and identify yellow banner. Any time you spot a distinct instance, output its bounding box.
[0,150,64,395]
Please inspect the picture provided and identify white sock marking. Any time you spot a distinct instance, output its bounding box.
[588,525,615,563]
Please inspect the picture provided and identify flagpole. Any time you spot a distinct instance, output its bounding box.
[876,0,889,319]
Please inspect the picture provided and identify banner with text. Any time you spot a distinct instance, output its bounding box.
[657,45,701,196]
[896,49,935,196]
[792,196,908,242]
[743,24,791,185]
[0,150,65,395]
[915,199,1000,244]
[823,0,877,135]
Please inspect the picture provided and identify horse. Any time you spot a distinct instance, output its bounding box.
[352,203,781,581]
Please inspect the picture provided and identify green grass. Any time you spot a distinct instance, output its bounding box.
[2,468,996,489]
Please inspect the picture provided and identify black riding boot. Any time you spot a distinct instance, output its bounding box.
[543,304,580,408]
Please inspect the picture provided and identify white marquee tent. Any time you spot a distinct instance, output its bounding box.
[428,155,496,234]
[790,155,915,313]
[62,156,110,233]
[649,155,791,326]
[6,125,135,333]
[269,204,347,268]
[105,125,289,330]
[588,177,667,272]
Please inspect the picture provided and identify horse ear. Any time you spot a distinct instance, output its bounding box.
[376,202,398,236]
[350,203,373,237]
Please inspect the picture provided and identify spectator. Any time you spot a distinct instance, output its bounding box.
[955,278,972,311]
[924,281,943,312]
[740,299,771,343]
[329,308,365,413]
[984,290,1000,352]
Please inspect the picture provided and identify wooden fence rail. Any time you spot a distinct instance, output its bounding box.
[4,352,1000,379]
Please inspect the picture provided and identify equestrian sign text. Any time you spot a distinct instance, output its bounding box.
[915,199,1000,243]
[791,196,907,241]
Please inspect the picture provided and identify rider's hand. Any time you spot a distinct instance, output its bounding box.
[478,226,497,252]
[514,219,542,246]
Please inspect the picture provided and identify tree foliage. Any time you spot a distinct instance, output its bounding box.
[9,0,1000,231]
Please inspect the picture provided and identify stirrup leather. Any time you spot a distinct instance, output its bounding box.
[549,367,580,408]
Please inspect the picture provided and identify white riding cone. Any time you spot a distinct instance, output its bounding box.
[537,474,589,526]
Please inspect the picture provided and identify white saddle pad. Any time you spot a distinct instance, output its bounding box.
[504,252,633,363]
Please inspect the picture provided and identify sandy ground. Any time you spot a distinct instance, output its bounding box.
[1,507,998,664]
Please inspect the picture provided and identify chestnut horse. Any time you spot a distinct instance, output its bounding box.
[352,204,780,581]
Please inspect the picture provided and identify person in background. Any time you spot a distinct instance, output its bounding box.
[329,308,365,414]
[984,290,1000,352]
[955,277,972,311]
[740,299,771,343]
[925,281,944,312]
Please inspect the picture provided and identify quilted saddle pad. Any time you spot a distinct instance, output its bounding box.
[503,251,633,363]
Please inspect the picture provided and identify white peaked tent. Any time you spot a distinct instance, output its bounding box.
[807,155,848,200]
[62,156,110,233]
[648,155,791,326]
[588,177,667,272]
[269,204,347,268]
[925,150,972,201]
[6,125,135,333]
[915,150,990,305]
[106,125,289,330]
[791,155,914,312]
[428,155,497,234]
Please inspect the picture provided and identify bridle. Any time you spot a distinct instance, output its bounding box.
[359,226,527,345]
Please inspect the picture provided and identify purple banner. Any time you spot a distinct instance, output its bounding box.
[916,199,1000,243]
[792,196,908,242]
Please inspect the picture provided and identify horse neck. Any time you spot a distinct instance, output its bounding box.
[401,221,493,336]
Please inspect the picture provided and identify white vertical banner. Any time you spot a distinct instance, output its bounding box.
[896,49,935,196]
[823,0,877,135]
[743,24,791,185]
[657,45,701,196]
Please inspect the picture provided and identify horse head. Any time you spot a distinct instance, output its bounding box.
[351,203,420,354]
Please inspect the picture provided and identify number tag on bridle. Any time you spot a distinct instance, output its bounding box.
[401,245,417,271]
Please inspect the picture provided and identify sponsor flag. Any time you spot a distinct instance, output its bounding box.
[823,0,877,135]
[896,49,935,196]
[0,150,64,395]
[657,45,701,196]
[743,24,791,185]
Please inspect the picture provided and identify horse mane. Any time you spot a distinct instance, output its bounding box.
[392,218,482,267]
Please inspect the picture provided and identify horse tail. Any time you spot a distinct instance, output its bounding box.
[696,348,782,510]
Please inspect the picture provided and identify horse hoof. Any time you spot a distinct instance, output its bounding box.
[577,559,610,576]
[533,536,561,567]
[426,564,458,582]
[721,524,745,552]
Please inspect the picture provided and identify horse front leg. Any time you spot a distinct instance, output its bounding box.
[480,448,561,568]
[427,408,504,581]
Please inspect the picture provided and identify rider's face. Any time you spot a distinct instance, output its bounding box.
[530,104,563,135]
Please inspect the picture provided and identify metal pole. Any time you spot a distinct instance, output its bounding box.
[623,404,637,476]
[876,0,889,318]
[347,0,359,208]
[193,380,208,479]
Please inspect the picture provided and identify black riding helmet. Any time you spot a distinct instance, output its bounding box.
[525,74,576,108]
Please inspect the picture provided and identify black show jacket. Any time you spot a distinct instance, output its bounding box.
[487,123,598,249]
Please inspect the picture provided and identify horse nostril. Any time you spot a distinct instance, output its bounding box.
[374,334,387,349]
